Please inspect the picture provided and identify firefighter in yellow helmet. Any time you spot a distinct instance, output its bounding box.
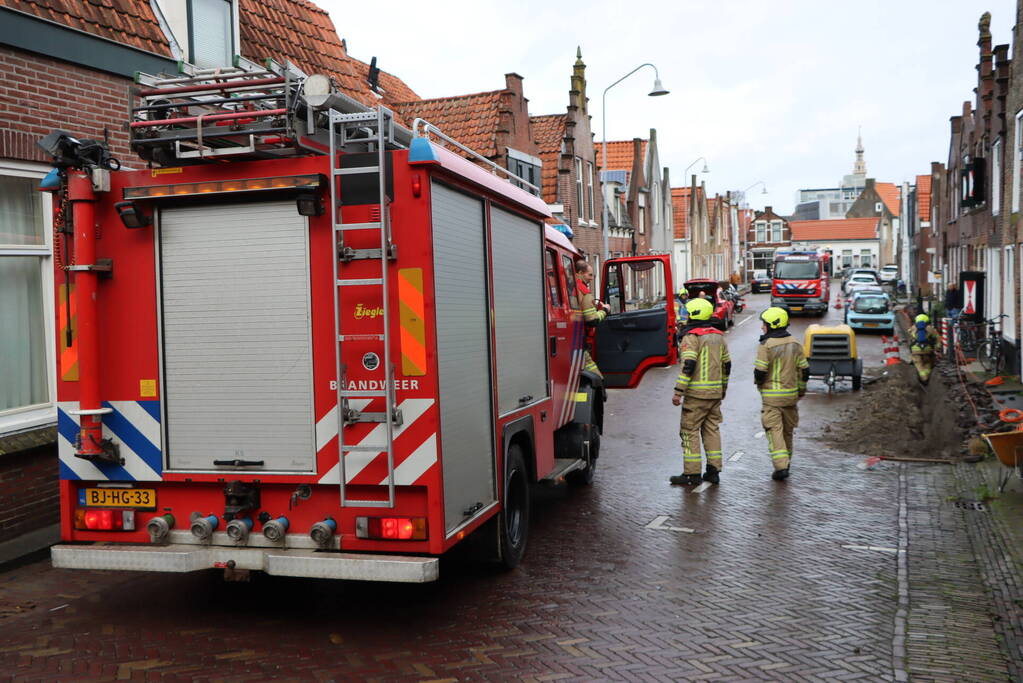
[575,260,609,377]
[910,313,938,383]
[670,298,731,486]
[754,307,809,481]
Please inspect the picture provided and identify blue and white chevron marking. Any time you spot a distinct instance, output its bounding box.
[57,401,162,481]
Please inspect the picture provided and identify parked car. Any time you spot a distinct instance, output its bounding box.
[843,271,880,294]
[844,290,895,334]
[683,278,734,330]
[879,264,899,284]
[751,269,772,293]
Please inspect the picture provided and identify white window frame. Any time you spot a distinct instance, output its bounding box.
[585,161,594,225]
[1015,112,1023,213]
[574,157,584,224]
[993,138,1002,215]
[0,161,56,435]
[755,221,766,243]
[1007,246,1017,344]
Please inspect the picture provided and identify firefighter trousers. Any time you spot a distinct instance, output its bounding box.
[680,397,723,474]
[583,350,602,378]
[762,404,798,471]
[911,350,934,382]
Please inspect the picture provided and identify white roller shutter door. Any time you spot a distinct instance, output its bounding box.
[490,206,547,415]
[430,183,496,532]
[159,201,315,472]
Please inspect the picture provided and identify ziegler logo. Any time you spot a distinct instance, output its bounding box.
[354,304,384,319]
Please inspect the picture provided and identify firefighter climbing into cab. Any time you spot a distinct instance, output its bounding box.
[670,298,731,486]
[910,313,938,383]
[576,259,610,376]
[754,307,809,481]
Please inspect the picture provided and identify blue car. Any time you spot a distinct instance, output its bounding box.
[844,291,895,334]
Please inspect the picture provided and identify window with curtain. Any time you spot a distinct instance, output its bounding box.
[190,0,233,68]
[574,158,584,221]
[0,174,49,414]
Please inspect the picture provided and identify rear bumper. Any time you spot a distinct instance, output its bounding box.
[51,543,439,583]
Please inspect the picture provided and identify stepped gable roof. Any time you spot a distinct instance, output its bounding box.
[875,181,901,216]
[789,217,879,241]
[531,113,567,204]
[392,90,505,157]
[916,175,932,222]
[0,0,172,55]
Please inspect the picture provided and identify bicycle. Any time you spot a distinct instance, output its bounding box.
[977,314,1009,374]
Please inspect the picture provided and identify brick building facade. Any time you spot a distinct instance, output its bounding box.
[746,206,791,274]
[531,49,604,268]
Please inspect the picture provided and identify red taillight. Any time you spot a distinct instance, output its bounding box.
[356,516,427,540]
[75,509,135,531]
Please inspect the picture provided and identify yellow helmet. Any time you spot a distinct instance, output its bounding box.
[685,298,714,321]
[915,313,929,324]
[677,287,688,299]
[760,306,789,329]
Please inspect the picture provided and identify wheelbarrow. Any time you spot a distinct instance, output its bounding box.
[982,428,1023,492]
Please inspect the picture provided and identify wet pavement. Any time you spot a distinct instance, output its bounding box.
[0,292,1018,681]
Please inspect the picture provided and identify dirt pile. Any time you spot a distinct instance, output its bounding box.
[823,361,976,460]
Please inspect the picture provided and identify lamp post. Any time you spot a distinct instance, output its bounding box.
[601,63,669,262]
[739,180,768,208]
[684,156,710,179]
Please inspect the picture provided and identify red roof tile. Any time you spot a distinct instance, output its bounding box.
[789,218,879,241]
[916,174,932,222]
[596,139,647,172]
[240,0,418,111]
[875,182,901,217]
[671,187,691,239]
[1,0,172,55]
[531,114,566,204]
[392,90,505,157]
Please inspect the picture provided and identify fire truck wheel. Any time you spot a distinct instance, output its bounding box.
[498,444,531,569]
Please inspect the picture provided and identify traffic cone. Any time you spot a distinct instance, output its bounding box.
[882,336,901,366]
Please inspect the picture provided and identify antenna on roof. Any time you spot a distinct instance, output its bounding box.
[368,56,380,93]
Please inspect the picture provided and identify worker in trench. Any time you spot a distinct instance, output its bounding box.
[754,307,809,481]
[575,260,610,376]
[670,298,730,486]
[910,313,938,383]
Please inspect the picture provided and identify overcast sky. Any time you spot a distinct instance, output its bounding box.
[324,0,1016,215]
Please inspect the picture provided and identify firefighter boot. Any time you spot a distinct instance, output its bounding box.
[771,467,790,481]
[670,473,702,486]
[702,464,720,485]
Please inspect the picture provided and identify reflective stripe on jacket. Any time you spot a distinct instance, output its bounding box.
[755,336,808,407]
[676,329,731,399]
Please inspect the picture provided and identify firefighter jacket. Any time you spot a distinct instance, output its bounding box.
[577,280,606,326]
[910,323,938,353]
[674,325,731,399]
[754,332,809,407]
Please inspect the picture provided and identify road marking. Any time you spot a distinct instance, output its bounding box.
[841,544,902,554]
[692,482,712,493]
[736,315,754,327]
[729,450,744,462]
[644,515,696,533]
[753,431,765,439]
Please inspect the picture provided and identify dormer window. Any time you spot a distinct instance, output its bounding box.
[155,0,237,68]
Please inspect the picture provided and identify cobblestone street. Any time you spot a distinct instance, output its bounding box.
[0,293,1020,681]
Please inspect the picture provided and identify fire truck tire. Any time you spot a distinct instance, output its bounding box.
[498,444,531,569]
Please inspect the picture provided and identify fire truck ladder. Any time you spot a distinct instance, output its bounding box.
[329,106,402,508]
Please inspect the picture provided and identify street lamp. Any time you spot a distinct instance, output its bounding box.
[684,157,710,179]
[739,180,768,208]
[601,63,669,261]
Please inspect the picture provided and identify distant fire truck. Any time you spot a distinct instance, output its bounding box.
[771,249,832,315]
[43,62,676,582]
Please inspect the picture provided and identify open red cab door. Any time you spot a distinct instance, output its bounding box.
[594,254,677,388]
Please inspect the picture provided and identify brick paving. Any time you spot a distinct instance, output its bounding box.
[0,295,1019,681]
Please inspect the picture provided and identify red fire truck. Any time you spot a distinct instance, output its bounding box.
[771,249,832,315]
[44,64,676,582]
